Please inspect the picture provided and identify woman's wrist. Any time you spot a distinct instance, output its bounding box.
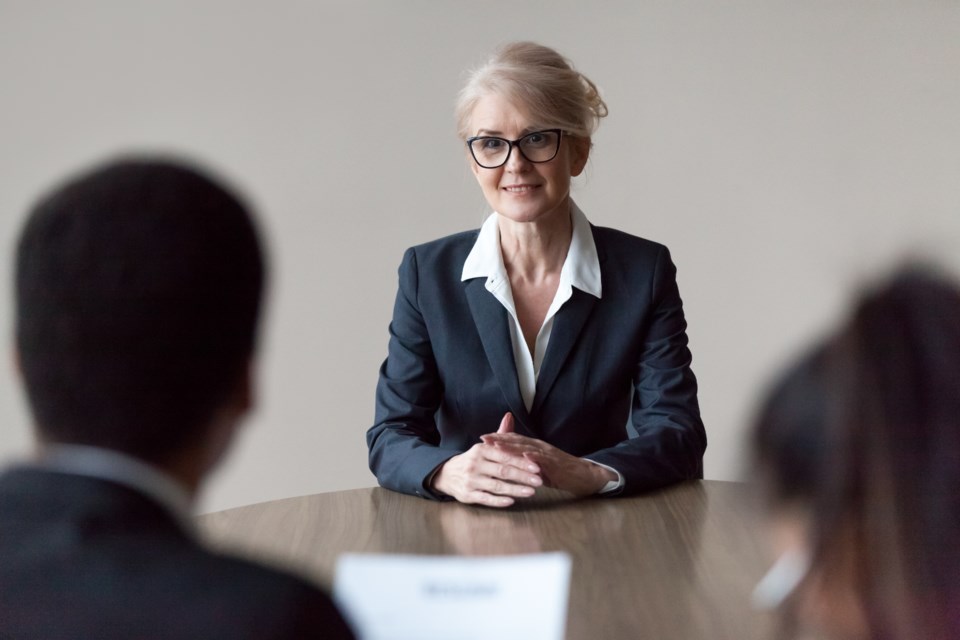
[583,459,619,494]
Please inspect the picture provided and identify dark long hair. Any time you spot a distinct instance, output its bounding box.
[751,266,960,639]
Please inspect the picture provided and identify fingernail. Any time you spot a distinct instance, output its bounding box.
[522,487,535,496]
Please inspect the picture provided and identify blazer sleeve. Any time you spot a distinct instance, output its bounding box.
[585,245,706,494]
[367,248,458,499]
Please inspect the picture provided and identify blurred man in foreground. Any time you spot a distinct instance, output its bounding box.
[0,158,355,639]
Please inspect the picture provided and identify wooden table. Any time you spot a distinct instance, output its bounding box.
[199,480,775,639]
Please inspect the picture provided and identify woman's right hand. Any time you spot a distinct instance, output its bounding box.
[431,414,543,507]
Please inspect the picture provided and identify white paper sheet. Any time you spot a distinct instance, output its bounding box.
[333,552,572,640]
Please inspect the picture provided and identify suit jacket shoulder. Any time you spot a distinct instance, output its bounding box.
[409,228,479,256]
[591,224,669,268]
[0,467,355,639]
[403,228,479,278]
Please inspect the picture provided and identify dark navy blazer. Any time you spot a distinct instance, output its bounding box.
[368,224,706,499]
[0,467,355,639]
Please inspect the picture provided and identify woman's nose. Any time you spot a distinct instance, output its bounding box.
[505,144,531,172]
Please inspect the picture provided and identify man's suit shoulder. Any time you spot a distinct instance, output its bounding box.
[0,468,355,639]
[181,548,354,637]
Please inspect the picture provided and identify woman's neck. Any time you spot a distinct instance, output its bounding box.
[497,202,573,282]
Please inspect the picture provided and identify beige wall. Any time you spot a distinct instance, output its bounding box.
[1,1,958,513]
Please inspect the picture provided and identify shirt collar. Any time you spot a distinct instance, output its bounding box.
[565,202,602,298]
[35,444,195,526]
[461,208,508,284]
[461,201,602,299]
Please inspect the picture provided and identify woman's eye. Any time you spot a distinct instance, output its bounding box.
[524,133,548,147]
[482,138,505,150]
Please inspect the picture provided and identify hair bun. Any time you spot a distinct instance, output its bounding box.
[456,42,608,141]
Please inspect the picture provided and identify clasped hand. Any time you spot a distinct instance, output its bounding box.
[431,413,616,508]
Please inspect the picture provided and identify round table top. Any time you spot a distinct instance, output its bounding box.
[199,480,775,640]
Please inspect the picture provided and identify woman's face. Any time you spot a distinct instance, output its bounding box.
[467,92,589,226]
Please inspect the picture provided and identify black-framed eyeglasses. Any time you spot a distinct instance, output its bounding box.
[466,129,563,169]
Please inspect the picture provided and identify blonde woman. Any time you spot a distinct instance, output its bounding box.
[368,42,705,507]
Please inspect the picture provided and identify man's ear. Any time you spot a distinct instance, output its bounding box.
[219,359,256,421]
[196,360,257,481]
[11,345,22,377]
[235,359,255,415]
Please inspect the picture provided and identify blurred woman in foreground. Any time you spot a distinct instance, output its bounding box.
[750,266,960,640]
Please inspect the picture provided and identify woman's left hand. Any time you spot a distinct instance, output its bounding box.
[481,418,616,497]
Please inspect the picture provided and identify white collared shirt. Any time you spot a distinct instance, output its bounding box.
[462,202,601,411]
[35,444,195,531]
[461,203,623,493]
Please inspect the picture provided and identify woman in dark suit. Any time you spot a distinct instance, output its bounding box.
[368,42,706,507]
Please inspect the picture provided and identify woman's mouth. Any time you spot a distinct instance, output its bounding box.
[502,184,540,194]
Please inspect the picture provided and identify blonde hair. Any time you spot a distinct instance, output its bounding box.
[455,42,608,141]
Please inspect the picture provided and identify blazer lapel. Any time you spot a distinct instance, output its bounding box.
[463,278,535,431]
[534,226,606,413]
[532,288,599,415]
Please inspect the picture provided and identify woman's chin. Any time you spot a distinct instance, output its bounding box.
[496,203,568,226]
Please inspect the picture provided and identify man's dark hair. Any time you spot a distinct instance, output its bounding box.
[16,157,265,464]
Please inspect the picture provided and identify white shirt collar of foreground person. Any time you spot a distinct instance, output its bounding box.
[33,443,194,531]
[461,202,622,494]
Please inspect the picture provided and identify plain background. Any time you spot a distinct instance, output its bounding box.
[1,1,958,514]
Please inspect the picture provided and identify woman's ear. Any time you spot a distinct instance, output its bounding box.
[468,149,481,178]
[570,137,591,177]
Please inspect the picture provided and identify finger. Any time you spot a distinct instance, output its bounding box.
[470,440,532,463]
[474,475,537,498]
[479,441,541,473]
[482,435,548,456]
[483,432,542,446]
[521,448,575,471]
[483,440,543,461]
[463,491,515,508]
[480,434,540,450]
[475,458,543,488]
[477,437,528,457]
[522,450,551,470]
[497,412,515,434]
[523,452,555,488]
[460,444,540,482]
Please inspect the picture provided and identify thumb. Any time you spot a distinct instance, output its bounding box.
[497,412,515,434]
